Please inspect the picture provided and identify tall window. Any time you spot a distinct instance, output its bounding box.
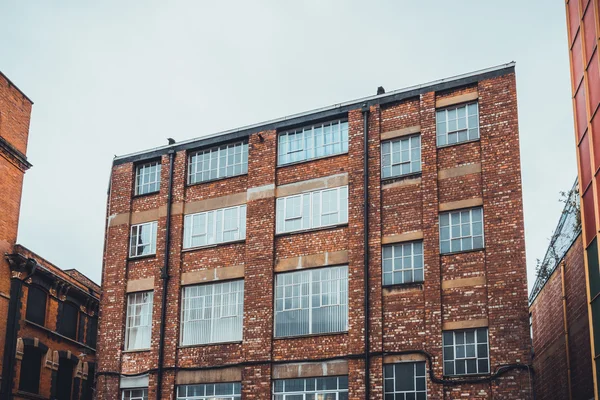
[381,134,421,179]
[188,141,248,184]
[183,205,247,249]
[439,207,484,254]
[275,266,348,337]
[135,161,161,195]
[443,328,489,376]
[58,302,79,340]
[181,280,244,345]
[273,376,348,400]
[56,357,75,400]
[177,383,241,400]
[382,241,424,285]
[86,317,98,349]
[129,221,158,258]
[19,346,43,394]
[26,285,47,326]
[122,388,148,400]
[125,292,153,350]
[276,186,348,234]
[436,102,479,146]
[278,120,348,165]
[384,362,427,400]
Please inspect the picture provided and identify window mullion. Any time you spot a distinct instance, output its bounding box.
[308,270,313,334]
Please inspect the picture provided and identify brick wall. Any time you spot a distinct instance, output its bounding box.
[530,235,594,399]
[97,67,532,399]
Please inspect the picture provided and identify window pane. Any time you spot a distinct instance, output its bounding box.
[273,377,348,399]
[276,186,348,234]
[181,280,244,346]
[188,141,248,184]
[278,121,348,165]
[439,207,484,254]
[130,221,157,257]
[135,161,161,195]
[436,102,479,147]
[183,205,246,249]
[384,362,426,398]
[275,267,348,337]
[125,292,153,350]
[382,241,423,285]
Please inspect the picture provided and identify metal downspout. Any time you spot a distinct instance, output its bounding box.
[362,108,370,400]
[156,149,175,400]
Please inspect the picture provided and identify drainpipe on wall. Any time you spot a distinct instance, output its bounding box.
[561,262,573,400]
[362,107,371,400]
[156,149,175,400]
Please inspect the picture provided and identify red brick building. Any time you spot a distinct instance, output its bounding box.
[565,0,600,397]
[0,71,100,399]
[97,63,532,399]
[529,182,594,399]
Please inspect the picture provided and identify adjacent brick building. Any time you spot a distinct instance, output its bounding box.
[97,63,532,399]
[0,71,100,399]
[565,0,600,397]
[529,182,594,399]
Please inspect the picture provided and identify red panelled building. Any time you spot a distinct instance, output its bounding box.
[97,63,533,399]
[566,0,600,397]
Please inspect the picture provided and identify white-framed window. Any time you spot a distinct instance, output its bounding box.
[278,120,349,165]
[384,362,427,400]
[276,186,348,234]
[125,291,153,351]
[181,280,244,346]
[274,266,348,337]
[273,376,348,400]
[443,328,489,376]
[183,205,247,249]
[135,161,161,195]
[129,222,158,258]
[177,383,241,399]
[188,141,248,184]
[436,102,479,146]
[439,207,484,254]
[122,388,148,400]
[381,134,421,179]
[382,241,424,286]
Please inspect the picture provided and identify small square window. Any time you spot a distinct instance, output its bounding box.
[436,102,479,147]
[439,207,484,254]
[442,328,489,376]
[381,134,421,179]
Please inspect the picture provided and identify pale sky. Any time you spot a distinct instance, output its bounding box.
[1,1,576,289]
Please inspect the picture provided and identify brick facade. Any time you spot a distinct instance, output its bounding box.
[530,235,594,400]
[0,71,100,399]
[97,64,532,399]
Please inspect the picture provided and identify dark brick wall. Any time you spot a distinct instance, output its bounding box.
[530,235,594,400]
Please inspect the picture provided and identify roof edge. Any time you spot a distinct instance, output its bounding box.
[0,71,34,104]
[113,62,515,166]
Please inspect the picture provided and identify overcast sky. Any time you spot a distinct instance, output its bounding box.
[1,1,576,289]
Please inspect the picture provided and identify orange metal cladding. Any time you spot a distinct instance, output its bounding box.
[565,0,600,398]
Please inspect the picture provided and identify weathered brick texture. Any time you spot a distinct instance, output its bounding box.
[97,66,531,399]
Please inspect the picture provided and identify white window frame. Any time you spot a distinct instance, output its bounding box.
[180,280,244,346]
[276,186,348,234]
[436,102,479,146]
[439,207,484,254]
[188,141,248,184]
[183,205,247,249]
[443,328,490,376]
[384,362,427,399]
[274,266,348,338]
[176,382,241,399]
[129,222,158,258]
[382,241,424,286]
[122,388,148,400]
[381,134,421,179]
[273,376,348,400]
[135,161,161,195]
[278,120,349,165]
[124,291,153,351]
